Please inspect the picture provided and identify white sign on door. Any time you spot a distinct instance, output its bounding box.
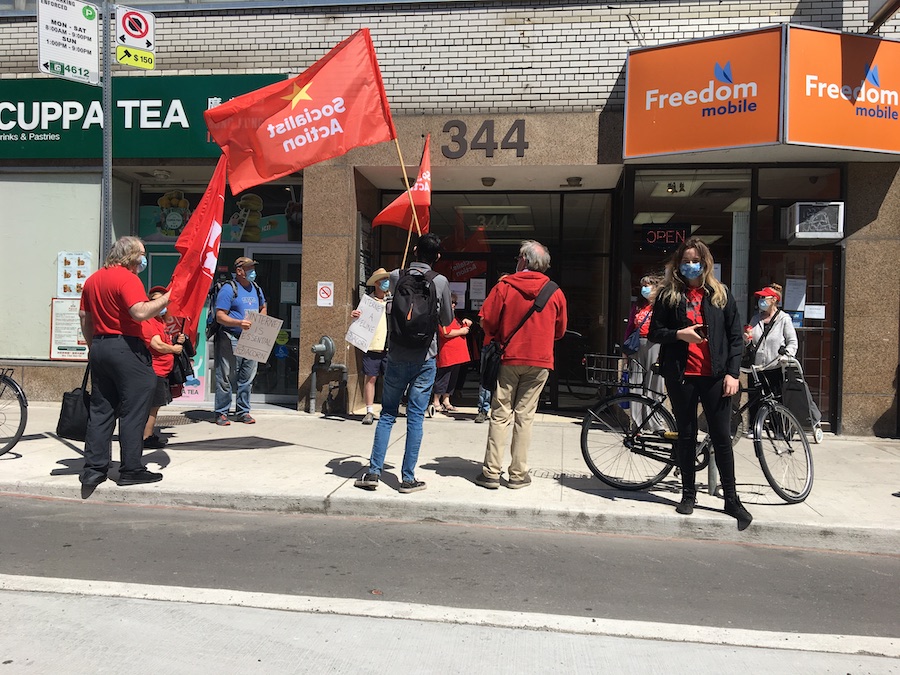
[38,0,100,86]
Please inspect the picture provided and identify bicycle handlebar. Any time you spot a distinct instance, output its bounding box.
[739,351,804,377]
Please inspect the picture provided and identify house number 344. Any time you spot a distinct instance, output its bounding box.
[441,120,529,159]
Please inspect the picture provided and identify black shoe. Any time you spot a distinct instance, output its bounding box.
[354,472,380,490]
[474,471,500,489]
[398,479,427,494]
[724,496,753,531]
[143,434,167,449]
[117,469,163,486]
[79,471,107,487]
[676,495,696,515]
[506,474,532,489]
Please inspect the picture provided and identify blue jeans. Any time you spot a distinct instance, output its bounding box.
[477,384,491,414]
[214,331,258,416]
[368,355,437,483]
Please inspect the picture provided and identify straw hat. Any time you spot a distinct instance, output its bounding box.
[366,268,390,286]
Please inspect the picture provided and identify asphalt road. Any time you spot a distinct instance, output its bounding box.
[1,494,897,638]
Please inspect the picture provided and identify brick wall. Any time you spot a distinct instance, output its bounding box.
[2,1,896,114]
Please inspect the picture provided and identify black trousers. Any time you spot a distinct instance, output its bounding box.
[82,335,156,477]
[664,375,738,498]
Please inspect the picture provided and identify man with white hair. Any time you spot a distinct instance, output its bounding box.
[475,240,567,490]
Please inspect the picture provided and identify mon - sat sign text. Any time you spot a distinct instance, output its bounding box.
[0,74,284,159]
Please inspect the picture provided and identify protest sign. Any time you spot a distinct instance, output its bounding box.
[234,311,284,363]
[345,294,385,352]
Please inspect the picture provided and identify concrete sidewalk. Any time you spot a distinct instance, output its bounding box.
[2,402,899,555]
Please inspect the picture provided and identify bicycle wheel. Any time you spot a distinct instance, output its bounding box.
[753,403,813,503]
[0,375,27,456]
[581,394,677,490]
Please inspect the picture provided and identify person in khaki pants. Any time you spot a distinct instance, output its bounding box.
[475,240,567,489]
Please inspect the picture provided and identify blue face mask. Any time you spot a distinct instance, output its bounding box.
[379,279,391,292]
[246,269,257,282]
[679,262,702,280]
[159,307,167,316]
[640,286,652,300]
[758,298,770,311]
[137,255,148,273]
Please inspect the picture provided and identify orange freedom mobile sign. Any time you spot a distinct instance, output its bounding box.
[624,27,783,158]
[786,26,900,154]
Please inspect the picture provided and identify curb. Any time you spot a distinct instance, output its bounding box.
[2,481,897,556]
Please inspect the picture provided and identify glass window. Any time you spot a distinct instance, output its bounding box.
[758,168,841,201]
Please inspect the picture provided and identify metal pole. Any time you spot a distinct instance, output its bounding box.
[100,0,113,258]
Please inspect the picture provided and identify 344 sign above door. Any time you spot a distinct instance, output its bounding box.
[441,120,528,159]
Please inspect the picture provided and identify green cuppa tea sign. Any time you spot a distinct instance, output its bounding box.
[0,74,284,159]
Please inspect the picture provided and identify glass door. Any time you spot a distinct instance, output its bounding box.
[215,244,302,406]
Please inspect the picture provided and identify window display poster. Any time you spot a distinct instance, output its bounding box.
[50,298,89,360]
[784,276,807,312]
[58,251,91,298]
[469,278,487,301]
[281,281,298,304]
[449,282,468,309]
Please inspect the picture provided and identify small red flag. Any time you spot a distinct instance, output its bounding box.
[373,134,431,234]
[204,29,396,195]
[166,155,227,344]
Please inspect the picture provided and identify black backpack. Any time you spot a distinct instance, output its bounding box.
[389,269,439,348]
[205,279,264,340]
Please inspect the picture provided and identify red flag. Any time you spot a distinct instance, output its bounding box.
[204,29,396,194]
[373,135,431,234]
[166,155,227,344]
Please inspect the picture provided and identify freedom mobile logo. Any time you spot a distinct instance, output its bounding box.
[644,61,759,117]
[805,64,899,122]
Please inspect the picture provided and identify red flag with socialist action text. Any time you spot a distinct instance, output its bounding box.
[204,29,396,195]
[373,134,431,234]
[166,155,227,344]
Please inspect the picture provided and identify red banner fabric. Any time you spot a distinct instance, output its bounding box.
[204,29,396,194]
[166,154,227,344]
[372,134,432,234]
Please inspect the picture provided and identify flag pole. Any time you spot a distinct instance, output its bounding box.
[394,137,422,269]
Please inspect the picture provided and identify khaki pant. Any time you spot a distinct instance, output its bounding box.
[483,364,549,481]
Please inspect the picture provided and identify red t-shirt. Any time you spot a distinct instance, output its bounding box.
[80,266,148,337]
[141,316,175,377]
[684,286,712,377]
[437,318,471,368]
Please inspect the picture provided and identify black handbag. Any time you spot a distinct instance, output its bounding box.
[57,365,90,441]
[479,281,559,393]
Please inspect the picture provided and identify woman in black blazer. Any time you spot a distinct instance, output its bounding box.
[648,237,752,530]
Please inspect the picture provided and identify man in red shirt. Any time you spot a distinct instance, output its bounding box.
[79,237,170,487]
[475,240,567,490]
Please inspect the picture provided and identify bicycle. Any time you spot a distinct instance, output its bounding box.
[580,353,814,503]
[0,368,28,456]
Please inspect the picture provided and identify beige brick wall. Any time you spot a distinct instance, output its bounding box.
[2,1,896,114]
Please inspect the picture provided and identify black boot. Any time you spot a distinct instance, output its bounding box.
[675,489,696,515]
[724,496,753,531]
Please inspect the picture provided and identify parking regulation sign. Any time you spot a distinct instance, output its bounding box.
[116,5,155,51]
[38,0,100,86]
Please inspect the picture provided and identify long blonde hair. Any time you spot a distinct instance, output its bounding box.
[658,237,728,309]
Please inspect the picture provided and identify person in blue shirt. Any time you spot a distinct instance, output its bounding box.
[213,257,267,426]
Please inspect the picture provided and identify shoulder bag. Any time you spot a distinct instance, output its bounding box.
[480,281,559,393]
[57,364,91,441]
[742,310,779,369]
[622,309,651,356]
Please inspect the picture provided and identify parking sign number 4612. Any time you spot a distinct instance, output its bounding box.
[442,120,528,159]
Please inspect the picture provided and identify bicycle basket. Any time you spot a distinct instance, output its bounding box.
[584,354,628,386]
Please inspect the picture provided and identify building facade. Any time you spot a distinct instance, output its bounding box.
[1,0,898,435]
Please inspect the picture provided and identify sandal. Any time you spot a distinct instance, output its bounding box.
[441,404,458,412]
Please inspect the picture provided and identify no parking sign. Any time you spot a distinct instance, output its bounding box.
[116,5,155,50]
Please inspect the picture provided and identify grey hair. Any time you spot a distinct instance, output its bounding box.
[519,240,550,273]
[104,236,144,269]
